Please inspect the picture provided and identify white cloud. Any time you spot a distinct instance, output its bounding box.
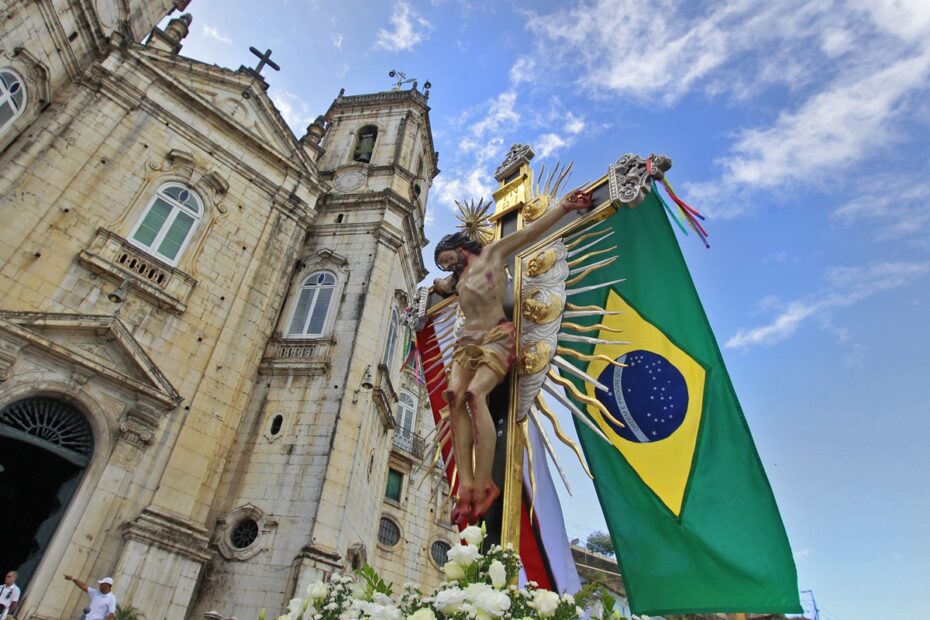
[535,133,567,158]
[375,2,431,52]
[431,168,494,213]
[523,0,930,219]
[202,25,232,45]
[563,112,585,135]
[832,177,930,241]
[332,34,344,49]
[271,91,314,132]
[510,55,536,84]
[726,260,930,349]
[721,51,930,189]
[457,91,519,164]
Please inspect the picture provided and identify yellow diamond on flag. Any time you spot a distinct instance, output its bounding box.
[582,290,706,517]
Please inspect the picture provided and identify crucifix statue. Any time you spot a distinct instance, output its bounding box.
[432,186,592,527]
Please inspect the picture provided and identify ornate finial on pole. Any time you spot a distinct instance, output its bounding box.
[494,144,535,183]
[388,70,431,94]
[607,153,672,207]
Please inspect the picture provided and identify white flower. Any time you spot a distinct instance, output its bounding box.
[288,597,306,615]
[373,593,393,606]
[447,544,480,566]
[461,525,484,546]
[443,560,466,581]
[434,588,468,614]
[371,603,402,620]
[531,590,561,617]
[408,608,437,620]
[466,584,511,617]
[561,594,574,605]
[350,581,369,600]
[575,606,584,617]
[307,581,329,600]
[488,560,507,589]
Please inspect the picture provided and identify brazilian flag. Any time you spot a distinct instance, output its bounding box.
[560,192,800,615]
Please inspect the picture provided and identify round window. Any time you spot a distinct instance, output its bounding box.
[430,540,451,567]
[230,518,259,549]
[377,516,401,547]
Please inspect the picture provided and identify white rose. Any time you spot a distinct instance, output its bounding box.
[531,590,561,618]
[464,582,493,602]
[561,594,574,605]
[369,603,402,620]
[307,581,329,600]
[461,525,484,546]
[447,544,480,567]
[434,588,469,614]
[469,586,511,617]
[408,608,437,620]
[488,560,507,589]
[350,581,369,600]
[443,560,466,581]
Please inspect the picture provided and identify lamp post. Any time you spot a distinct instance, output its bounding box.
[801,589,820,620]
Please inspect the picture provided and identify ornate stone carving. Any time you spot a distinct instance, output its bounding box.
[119,403,160,447]
[214,504,277,561]
[607,153,672,207]
[0,335,23,382]
[121,507,212,564]
[494,144,535,182]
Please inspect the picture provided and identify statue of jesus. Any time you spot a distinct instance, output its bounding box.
[433,190,593,526]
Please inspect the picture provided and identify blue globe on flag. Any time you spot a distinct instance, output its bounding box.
[596,350,689,443]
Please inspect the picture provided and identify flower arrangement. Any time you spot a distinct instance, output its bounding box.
[259,524,633,620]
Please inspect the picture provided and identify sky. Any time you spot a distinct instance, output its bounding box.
[161,1,930,618]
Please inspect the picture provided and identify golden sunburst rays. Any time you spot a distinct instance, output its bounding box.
[556,345,627,368]
[565,256,619,286]
[455,197,495,245]
[534,162,575,202]
[526,406,574,496]
[546,369,625,429]
[533,395,593,480]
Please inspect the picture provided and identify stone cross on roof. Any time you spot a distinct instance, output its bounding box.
[248,47,280,75]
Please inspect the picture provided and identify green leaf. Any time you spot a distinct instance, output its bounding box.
[356,563,394,596]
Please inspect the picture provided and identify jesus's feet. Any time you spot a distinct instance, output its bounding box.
[452,486,477,529]
[471,481,500,521]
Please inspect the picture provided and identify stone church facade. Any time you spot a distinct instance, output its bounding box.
[0,2,455,618]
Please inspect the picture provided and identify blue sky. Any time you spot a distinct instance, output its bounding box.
[163,1,930,617]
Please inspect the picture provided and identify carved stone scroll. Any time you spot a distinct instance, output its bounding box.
[607,153,673,207]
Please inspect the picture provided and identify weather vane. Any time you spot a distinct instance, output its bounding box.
[388,70,431,95]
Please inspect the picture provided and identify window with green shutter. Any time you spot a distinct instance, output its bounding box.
[385,468,403,502]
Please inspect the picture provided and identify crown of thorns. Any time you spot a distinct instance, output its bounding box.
[434,232,483,268]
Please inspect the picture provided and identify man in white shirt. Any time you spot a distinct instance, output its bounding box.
[0,571,20,619]
[63,574,116,620]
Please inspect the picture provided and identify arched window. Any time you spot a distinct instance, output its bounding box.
[0,69,27,135]
[353,125,378,163]
[129,183,203,265]
[395,391,416,435]
[382,308,399,369]
[287,271,337,337]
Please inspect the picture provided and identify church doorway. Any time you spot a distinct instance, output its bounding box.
[0,396,94,588]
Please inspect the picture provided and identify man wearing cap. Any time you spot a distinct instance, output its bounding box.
[0,571,20,619]
[63,574,116,620]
